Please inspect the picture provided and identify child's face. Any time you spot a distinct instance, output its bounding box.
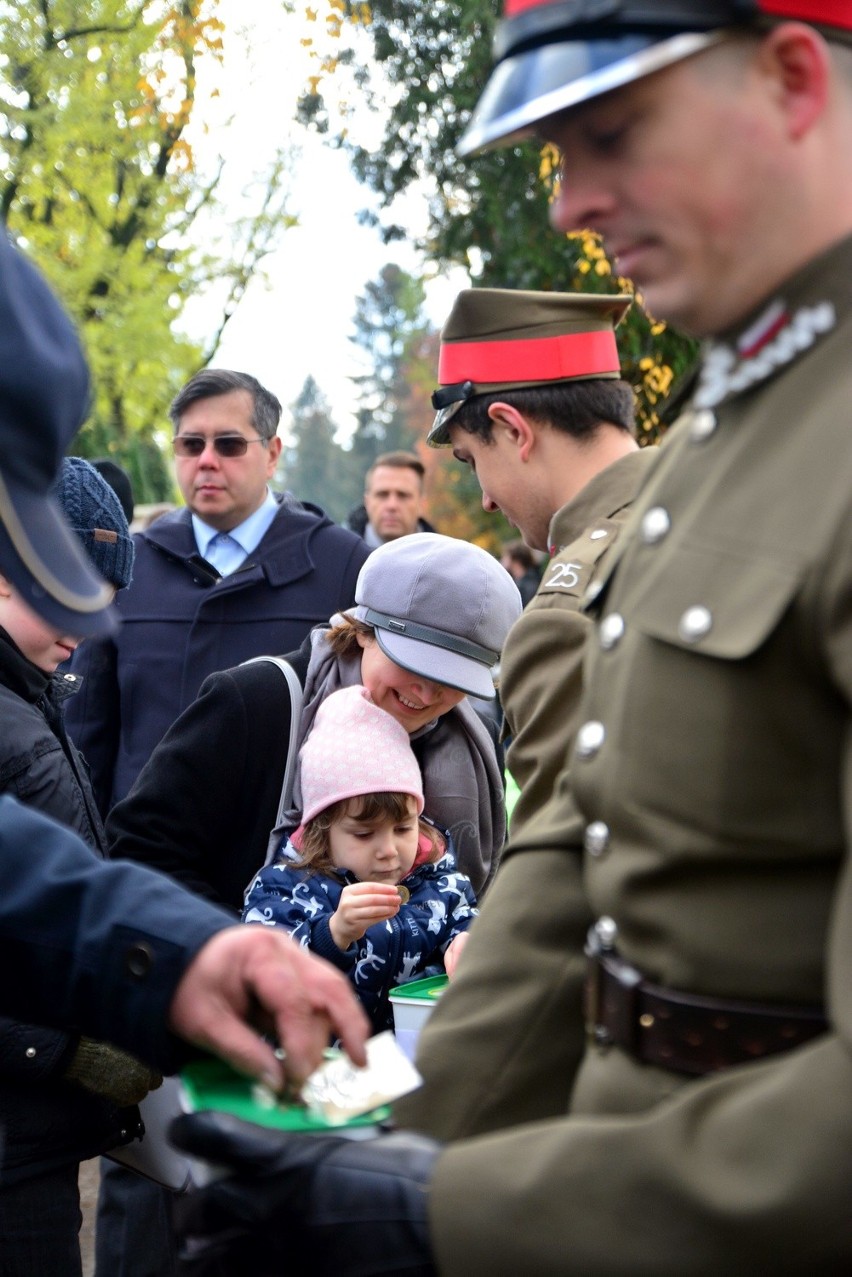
[0,577,82,672]
[328,795,420,884]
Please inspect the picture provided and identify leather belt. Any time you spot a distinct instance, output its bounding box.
[584,927,828,1076]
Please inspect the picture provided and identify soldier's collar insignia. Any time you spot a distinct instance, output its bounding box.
[695,299,836,409]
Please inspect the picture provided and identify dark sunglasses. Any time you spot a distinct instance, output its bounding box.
[172,434,267,458]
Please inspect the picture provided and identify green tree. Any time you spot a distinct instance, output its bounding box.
[281,376,351,521]
[297,0,697,441]
[0,0,295,499]
[347,262,432,471]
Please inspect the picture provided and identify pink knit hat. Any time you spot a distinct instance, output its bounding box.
[299,685,425,825]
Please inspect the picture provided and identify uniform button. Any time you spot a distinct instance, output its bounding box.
[589,528,608,541]
[125,942,154,978]
[594,916,618,950]
[584,822,610,857]
[640,506,671,545]
[690,408,718,442]
[584,579,604,606]
[599,613,625,651]
[576,720,605,759]
[678,605,713,643]
[25,1047,36,1059]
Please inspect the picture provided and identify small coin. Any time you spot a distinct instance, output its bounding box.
[396,885,410,904]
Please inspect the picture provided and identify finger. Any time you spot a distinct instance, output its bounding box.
[196,1002,287,1090]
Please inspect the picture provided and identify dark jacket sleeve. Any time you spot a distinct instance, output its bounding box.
[64,635,120,820]
[0,796,231,1071]
[107,661,298,913]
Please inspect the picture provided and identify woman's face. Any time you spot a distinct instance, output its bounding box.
[357,634,466,734]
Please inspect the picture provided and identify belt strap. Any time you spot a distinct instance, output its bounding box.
[584,933,828,1077]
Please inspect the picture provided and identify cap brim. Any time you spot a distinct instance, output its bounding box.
[0,473,118,637]
[374,628,496,700]
[427,401,464,448]
[459,31,724,156]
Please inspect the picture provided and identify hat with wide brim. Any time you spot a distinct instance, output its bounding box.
[458,0,852,157]
[0,233,117,637]
[349,532,523,700]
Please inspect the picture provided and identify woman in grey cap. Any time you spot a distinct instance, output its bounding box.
[106,533,522,912]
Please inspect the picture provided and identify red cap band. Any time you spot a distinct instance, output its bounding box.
[438,329,620,386]
[760,1,852,26]
[503,0,852,29]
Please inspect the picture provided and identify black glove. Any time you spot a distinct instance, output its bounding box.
[169,1110,441,1277]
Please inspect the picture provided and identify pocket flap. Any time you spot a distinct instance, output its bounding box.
[631,541,803,659]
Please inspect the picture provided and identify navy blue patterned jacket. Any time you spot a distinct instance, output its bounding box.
[243,838,478,1030]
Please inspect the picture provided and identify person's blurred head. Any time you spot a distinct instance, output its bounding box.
[169,369,283,531]
[363,452,426,543]
[460,4,852,337]
[0,457,134,672]
[91,457,135,524]
[501,540,536,581]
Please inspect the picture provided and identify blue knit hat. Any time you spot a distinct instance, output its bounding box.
[52,458,134,591]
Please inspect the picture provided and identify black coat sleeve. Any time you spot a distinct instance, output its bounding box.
[107,662,297,913]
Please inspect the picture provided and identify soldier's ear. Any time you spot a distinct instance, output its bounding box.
[758,22,830,142]
[486,402,536,459]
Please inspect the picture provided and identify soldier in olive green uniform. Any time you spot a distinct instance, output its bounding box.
[428,289,656,838]
[171,4,852,1273]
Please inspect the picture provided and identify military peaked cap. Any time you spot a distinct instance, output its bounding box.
[429,288,630,444]
[460,0,852,155]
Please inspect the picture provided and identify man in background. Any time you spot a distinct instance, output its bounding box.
[345,450,436,548]
[499,539,541,607]
[66,368,369,818]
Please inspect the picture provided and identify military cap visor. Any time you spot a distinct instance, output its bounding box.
[0,475,118,639]
[459,0,852,156]
[0,231,118,638]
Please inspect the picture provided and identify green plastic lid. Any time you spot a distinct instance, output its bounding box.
[388,974,449,1003]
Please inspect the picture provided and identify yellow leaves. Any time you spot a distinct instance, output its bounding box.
[167,137,194,173]
[538,144,559,183]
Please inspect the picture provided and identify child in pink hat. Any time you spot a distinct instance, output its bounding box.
[242,685,477,1030]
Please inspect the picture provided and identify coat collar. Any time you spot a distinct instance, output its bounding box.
[695,233,852,411]
[548,446,657,555]
[140,494,335,588]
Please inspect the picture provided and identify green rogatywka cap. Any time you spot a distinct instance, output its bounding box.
[429,288,631,443]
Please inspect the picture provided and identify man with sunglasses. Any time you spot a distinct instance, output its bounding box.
[66,368,369,820]
[170,3,852,1272]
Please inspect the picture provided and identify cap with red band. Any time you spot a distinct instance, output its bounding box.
[459,0,852,155]
[428,288,631,445]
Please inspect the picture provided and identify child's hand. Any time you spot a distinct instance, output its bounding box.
[330,882,402,950]
[443,932,469,979]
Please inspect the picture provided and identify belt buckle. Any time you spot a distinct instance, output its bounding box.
[584,923,644,1052]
